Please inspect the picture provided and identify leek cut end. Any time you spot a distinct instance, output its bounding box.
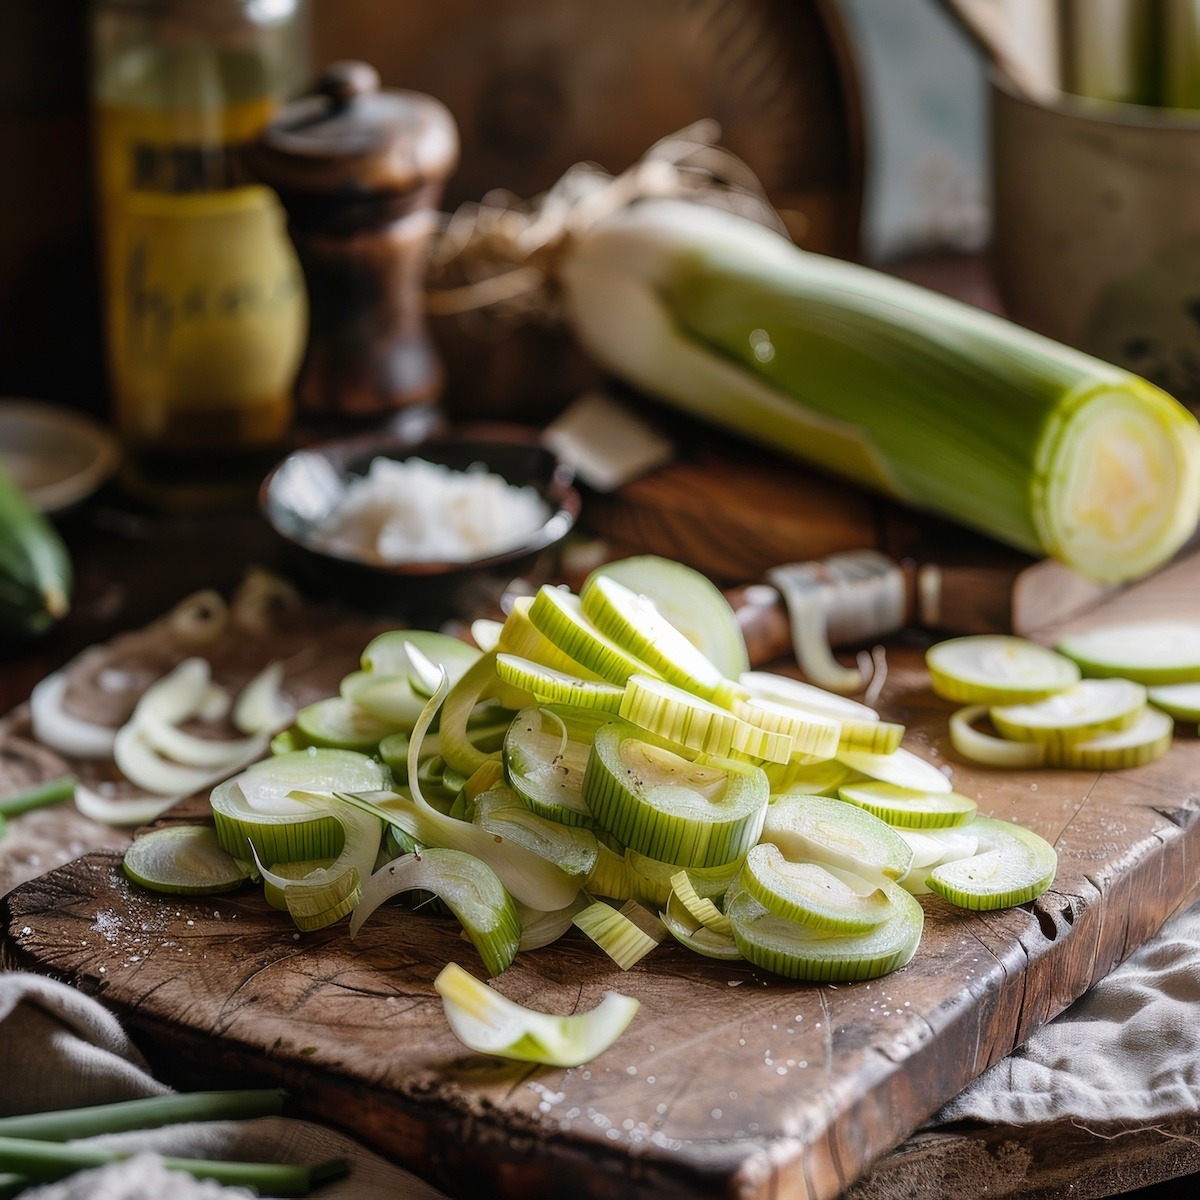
[1039,384,1200,582]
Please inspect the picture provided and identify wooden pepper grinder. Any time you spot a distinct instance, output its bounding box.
[248,61,459,420]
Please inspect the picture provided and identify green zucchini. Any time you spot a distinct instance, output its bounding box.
[0,463,72,638]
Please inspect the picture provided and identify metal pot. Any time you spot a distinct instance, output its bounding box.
[991,78,1200,411]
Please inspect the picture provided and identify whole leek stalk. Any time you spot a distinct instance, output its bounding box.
[559,200,1200,583]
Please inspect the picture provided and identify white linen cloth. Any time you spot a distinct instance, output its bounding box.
[931,898,1200,1126]
[0,973,450,1200]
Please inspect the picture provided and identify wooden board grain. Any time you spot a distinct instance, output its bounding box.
[5,648,1200,1200]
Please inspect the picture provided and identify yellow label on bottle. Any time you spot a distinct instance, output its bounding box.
[97,102,306,450]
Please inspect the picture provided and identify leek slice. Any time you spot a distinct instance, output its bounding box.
[495,654,625,713]
[232,662,291,735]
[435,961,638,1066]
[739,671,900,752]
[253,793,382,931]
[572,900,660,969]
[927,636,1080,705]
[136,716,264,769]
[263,858,336,910]
[529,586,658,684]
[837,781,978,829]
[583,555,750,678]
[114,725,259,797]
[897,826,981,894]
[925,816,1057,910]
[496,596,603,678]
[1048,707,1173,769]
[761,794,913,882]
[516,895,589,951]
[271,727,311,756]
[357,631,481,725]
[584,723,768,867]
[727,885,923,982]
[504,705,607,827]
[579,575,738,703]
[238,748,387,808]
[123,826,255,895]
[472,783,599,879]
[621,675,793,763]
[29,671,119,761]
[769,759,859,797]
[211,749,385,862]
[1057,622,1200,684]
[990,679,1146,745]
[835,746,952,794]
[730,696,840,760]
[660,894,743,960]
[403,677,582,911]
[949,705,1046,768]
[667,869,732,936]
[629,848,742,904]
[471,618,504,653]
[350,848,520,976]
[1147,683,1200,721]
[438,653,515,777]
[742,844,892,933]
[295,697,401,752]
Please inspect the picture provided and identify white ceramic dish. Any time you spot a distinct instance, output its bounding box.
[0,399,120,513]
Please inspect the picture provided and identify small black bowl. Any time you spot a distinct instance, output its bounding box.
[260,424,580,622]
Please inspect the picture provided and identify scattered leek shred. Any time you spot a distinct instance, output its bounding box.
[435,962,639,1067]
[572,900,661,969]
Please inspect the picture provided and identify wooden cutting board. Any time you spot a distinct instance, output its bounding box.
[5,609,1200,1199]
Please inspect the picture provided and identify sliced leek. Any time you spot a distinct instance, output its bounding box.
[621,675,793,763]
[761,794,913,882]
[668,869,732,936]
[361,630,480,691]
[1147,683,1200,721]
[730,696,840,760]
[927,636,1080,705]
[123,826,255,895]
[504,705,607,826]
[835,746,952,794]
[949,705,1047,768]
[529,586,658,685]
[294,697,400,753]
[496,596,602,679]
[350,848,520,976]
[660,894,743,960]
[495,654,625,714]
[1049,707,1173,770]
[584,722,768,867]
[769,759,860,797]
[438,653,515,777]
[560,198,1200,583]
[263,858,336,910]
[1057,622,1200,684]
[580,575,738,703]
[404,678,581,911]
[726,885,923,982]
[516,895,589,951]
[837,781,978,829]
[742,843,892,933]
[990,679,1146,745]
[573,900,661,969]
[435,961,638,1066]
[897,826,980,895]
[252,793,382,931]
[925,816,1057,910]
[583,555,750,678]
[472,783,599,879]
[739,671,901,752]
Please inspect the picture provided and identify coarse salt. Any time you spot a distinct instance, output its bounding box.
[320,457,550,564]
